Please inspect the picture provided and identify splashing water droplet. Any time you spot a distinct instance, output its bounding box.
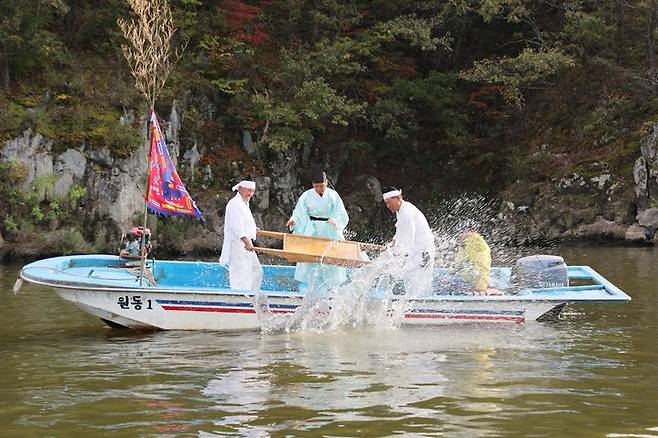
[259,195,555,335]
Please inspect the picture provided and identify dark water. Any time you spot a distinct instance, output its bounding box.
[1,246,657,437]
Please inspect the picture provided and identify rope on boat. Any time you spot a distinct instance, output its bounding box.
[128,267,157,286]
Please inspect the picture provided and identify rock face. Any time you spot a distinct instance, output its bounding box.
[502,123,658,244]
[1,130,54,199]
[268,148,305,214]
[634,123,658,211]
[0,120,149,254]
[343,175,389,236]
[0,108,298,256]
[630,122,658,243]
[53,148,86,198]
[86,126,149,231]
[5,111,658,257]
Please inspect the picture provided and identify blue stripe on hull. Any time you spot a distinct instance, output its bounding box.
[156,299,298,310]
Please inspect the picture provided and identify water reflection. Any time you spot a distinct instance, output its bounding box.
[191,323,627,436]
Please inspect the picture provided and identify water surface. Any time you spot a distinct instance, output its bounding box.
[1,246,657,437]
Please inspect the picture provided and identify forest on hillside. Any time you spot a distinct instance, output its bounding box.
[2,0,658,255]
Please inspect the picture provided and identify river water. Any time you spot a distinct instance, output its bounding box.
[1,245,657,437]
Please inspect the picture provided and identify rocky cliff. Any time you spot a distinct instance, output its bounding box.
[2,105,658,261]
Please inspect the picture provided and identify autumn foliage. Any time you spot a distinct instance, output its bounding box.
[222,0,270,46]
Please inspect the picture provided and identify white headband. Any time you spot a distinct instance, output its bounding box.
[382,189,402,200]
[232,180,256,191]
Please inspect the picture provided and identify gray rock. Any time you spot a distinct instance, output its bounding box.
[202,165,213,188]
[639,123,658,161]
[557,173,587,194]
[1,130,54,196]
[88,127,149,230]
[269,149,303,212]
[52,149,87,198]
[366,176,382,203]
[52,173,74,199]
[242,130,257,156]
[634,156,649,210]
[637,207,658,229]
[55,149,86,180]
[575,218,627,240]
[253,176,271,211]
[546,226,564,240]
[590,173,612,191]
[120,108,135,126]
[183,143,201,182]
[228,161,241,179]
[635,122,658,211]
[89,148,114,168]
[625,224,648,242]
[165,101,180,167]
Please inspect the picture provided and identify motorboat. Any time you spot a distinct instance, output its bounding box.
[15,253,631,330]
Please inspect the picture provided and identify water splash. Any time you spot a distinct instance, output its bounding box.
[257,250,407,334]
[258,195,555,335]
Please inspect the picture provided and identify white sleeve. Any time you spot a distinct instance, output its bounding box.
[395,210,416,254]
[226,201,248,240]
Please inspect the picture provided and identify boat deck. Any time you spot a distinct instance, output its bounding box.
[19,254,631,304]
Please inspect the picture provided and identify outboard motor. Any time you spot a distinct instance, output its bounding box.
[513,255,568,289]
[119,226,152,259]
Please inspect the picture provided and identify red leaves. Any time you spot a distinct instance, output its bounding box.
[222,0,270,46]
[467,86,504,118]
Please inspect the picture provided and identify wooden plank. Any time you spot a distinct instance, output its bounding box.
[253,247,369,268]
[256,229,386,251]
[253,229,386,267]
[285,234,360,259]
[256,230,286,240]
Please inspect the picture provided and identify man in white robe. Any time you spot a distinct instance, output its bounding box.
[383,186,435,295]
[219,180,263,290]
[286,166,349,290]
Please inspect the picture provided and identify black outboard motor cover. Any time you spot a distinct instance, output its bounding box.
[513,255,568,289]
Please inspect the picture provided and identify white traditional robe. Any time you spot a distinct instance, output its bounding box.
[290,187,349,290]
[393,200,436,295]
[219,193,263,290]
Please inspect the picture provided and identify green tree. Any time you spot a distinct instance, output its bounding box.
[218,1,454,152]
[0,0,68,91]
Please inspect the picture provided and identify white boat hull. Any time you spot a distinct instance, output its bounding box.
[53,287,560,330]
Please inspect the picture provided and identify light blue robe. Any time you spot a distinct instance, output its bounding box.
[290,187,349,290]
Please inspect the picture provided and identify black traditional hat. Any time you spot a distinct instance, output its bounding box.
[310,164,326,184]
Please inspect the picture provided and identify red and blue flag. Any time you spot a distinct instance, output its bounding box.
[146,112,204,221]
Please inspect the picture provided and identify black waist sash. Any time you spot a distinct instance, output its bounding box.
[309,215,329,221]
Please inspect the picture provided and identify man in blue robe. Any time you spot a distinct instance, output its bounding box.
[286,166,349,290]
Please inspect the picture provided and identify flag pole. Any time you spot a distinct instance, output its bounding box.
[139,107,154,286]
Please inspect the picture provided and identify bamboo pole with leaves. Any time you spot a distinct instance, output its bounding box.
[117,0,182,109]
[117,0,183,284]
